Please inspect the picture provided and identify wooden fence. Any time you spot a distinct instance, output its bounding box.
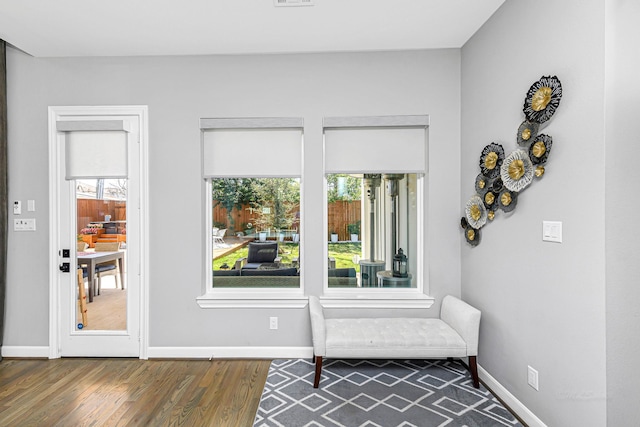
[213,201,361,241]
[212,204,261,233]
[328,200,361,240]
[77,199,361,241]
[77,199,126,234]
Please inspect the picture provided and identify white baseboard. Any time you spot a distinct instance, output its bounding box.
[1,346,50,358]
[147,346,314,360]
[1,345,314,361]
[479,364,547,427]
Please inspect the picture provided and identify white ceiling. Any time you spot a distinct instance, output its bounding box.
[0,0,505,58]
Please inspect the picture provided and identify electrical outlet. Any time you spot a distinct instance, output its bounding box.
[527,365,539,391]
[269,317,278,330]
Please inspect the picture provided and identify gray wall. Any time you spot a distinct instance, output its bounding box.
[604,0,640,424]
[5,49,462,349]
[461,0,609,426]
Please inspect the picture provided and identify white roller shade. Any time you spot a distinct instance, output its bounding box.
[65,131,128,179]
[203,128,302,177]
[323,116,428,174]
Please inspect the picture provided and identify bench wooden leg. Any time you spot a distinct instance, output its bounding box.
[313,356,323,388]
[469,356,479,388]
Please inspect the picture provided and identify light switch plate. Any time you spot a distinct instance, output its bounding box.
[527,365,539,391]
[542,220,562,243]
[14,218,36,231]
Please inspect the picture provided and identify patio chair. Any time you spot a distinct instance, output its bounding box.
[235,241,280,270]
[213,228,227,246]
[241,267,298,276]
[94,242,123,295]
[77,268,88,327]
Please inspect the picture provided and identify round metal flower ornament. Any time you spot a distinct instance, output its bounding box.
[483,190,498,211]
[479,143,505,179]
[517,120,539,147]
[498,189,518,212]
[464,224,481,246]
[501,149,534,192]
[475,173,489,195]
[465,194,488,229]
[528,134,553,165]
[460,216,468,229]
[523,76,562,124]
[490,177,503,194]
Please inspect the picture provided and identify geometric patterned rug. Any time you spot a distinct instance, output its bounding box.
[254,359,524,427]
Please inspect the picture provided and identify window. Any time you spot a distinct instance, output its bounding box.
[200,118,303,297]
[323,116,429,299]
[210,177,300,289]
[326,173,420,289]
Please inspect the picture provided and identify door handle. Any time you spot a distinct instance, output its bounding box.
[59,263,70,273]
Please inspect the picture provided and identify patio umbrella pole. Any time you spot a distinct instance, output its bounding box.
[370,197,375,261]
[359,175,384,287]
[364,175,380,262]
[383,174,405,259]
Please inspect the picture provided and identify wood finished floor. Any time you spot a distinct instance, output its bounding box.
[0,358,271,427]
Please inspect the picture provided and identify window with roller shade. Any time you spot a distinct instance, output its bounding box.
[323,116,427,291]
[201,118,303,290]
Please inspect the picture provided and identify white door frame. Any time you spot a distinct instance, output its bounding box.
[48,105,149,359]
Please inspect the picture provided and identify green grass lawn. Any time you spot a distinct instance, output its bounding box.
[213,241,363,271]
[328,242,362,272]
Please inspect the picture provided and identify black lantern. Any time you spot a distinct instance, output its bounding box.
[393,248,408,278]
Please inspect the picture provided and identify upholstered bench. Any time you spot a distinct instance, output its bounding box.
[308,295,481,388]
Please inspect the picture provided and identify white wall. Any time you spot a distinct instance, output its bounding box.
[604,0,640,424]
[461,0,607,426]
[5,49,462,350]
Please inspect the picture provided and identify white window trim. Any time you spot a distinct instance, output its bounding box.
[197,117,306,309]
[322,115,433,309]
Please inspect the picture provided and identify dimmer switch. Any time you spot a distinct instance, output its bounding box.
[542,221,562,243]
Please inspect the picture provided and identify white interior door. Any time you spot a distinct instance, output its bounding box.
[50,106,146,357]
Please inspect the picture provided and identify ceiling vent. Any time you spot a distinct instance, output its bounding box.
[274,0,314,7]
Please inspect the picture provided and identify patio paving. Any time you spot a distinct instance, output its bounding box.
[213,236,251,260]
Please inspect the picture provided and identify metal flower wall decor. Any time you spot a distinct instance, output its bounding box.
[462,75,563,246]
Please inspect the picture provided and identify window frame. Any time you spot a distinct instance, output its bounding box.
[321,116,434,309]
[197,118,306,309]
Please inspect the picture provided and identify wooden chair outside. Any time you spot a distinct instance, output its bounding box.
[211,227,219,245]
[77,268,88,327]
[94,242,123,294]
[213,228,227,246]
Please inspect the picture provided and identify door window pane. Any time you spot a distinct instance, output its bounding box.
[76,179,127,330]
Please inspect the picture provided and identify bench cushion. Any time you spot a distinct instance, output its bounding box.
[324,318,467,359]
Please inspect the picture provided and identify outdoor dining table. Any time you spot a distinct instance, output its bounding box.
[77,251,125,303]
